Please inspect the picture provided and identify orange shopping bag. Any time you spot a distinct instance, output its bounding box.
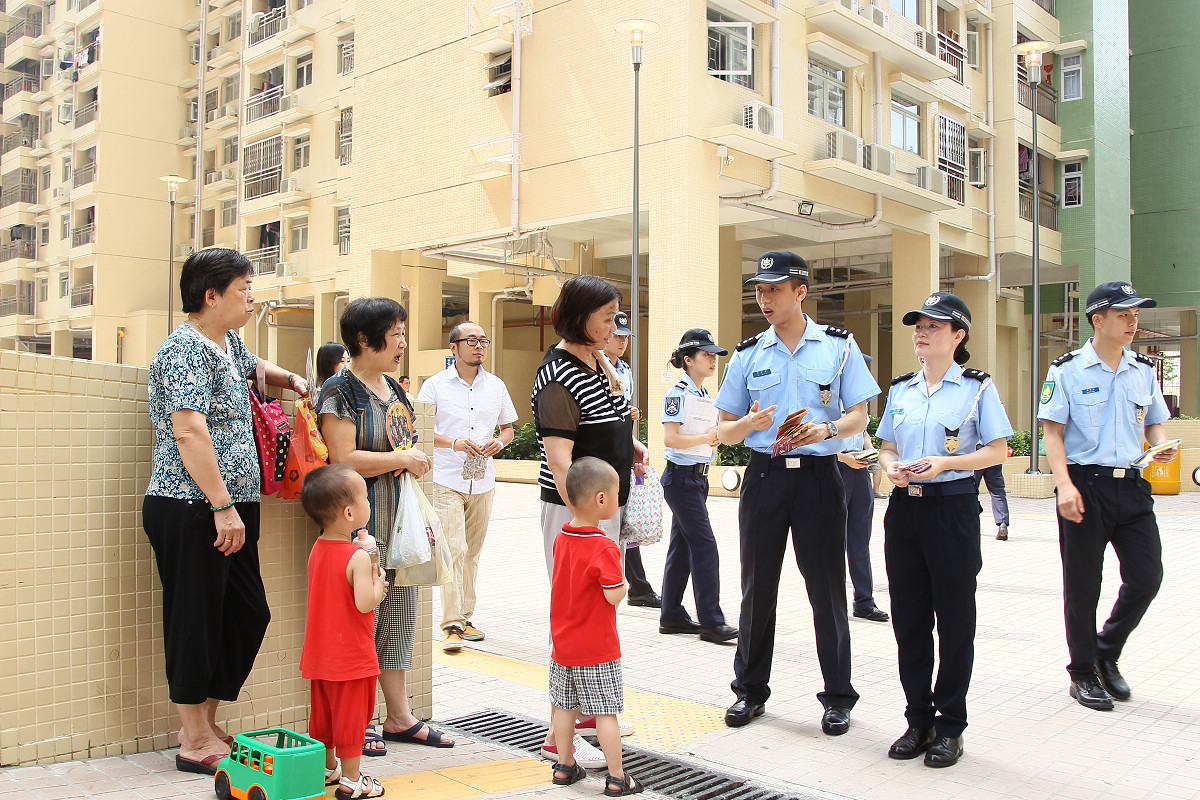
[277,396,329,500]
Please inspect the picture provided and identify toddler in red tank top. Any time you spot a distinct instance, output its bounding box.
[300,464,388,799]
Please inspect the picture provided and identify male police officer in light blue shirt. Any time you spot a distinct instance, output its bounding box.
[1039,281,1177,711]
[715,251,880,735]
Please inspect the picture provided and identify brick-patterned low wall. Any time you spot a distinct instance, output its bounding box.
[0,352,433,766]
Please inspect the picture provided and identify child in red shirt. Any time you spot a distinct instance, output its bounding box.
[549,457,643,796]
[300,464,389,799]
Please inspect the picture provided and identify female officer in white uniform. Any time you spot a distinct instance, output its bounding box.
[658,329,737,644]
[877,292,1012,769]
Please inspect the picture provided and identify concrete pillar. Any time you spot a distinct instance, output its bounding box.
[718,226,743,355]
[890,229,940,374]
[1180,309,1198,417]
[313,290,340,355]
[953,257,997,378]
[646,138,721,466]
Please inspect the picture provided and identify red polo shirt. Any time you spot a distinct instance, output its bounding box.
[550,524,624,666]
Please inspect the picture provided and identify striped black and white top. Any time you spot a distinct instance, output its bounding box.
[531,345,634,506]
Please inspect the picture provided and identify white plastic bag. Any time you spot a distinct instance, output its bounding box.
[387,473,432,569]
[620,465,664,546]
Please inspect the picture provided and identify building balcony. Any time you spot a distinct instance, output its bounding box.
[73,163,95,188]
[802,154,958,213]
[0,126,34,156]
[69,283,93,308]
[244,170,280,203]
[0,182,35,209]
[71,222,95,249]
[937,31,966,85]
[73,100,97,129]
[0,294,33,317]
[1032,0,1055,17]
[244,244,280,277]
[207,43,239,69]
[1019,183,1058,231]
[1017,73,1057,124]
[805,1,954,82]
[2,72,37,105]
[202,227,215,248]
[245,84,283,124]
[246,7,288,52]
[0,238,34,262]
[74,0,101,21]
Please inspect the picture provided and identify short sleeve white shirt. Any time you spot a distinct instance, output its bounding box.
[416,365,519,493]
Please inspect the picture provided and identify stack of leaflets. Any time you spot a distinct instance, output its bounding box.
[771,408,812,457]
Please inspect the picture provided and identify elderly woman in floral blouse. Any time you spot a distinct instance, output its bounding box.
[142,248,307,775]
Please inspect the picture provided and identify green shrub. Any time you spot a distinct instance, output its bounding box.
[504,421,542,461]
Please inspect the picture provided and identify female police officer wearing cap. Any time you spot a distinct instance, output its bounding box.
[877,292,1012,768]
[658,329,738,644]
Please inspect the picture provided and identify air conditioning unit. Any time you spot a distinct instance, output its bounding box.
[859,4,889,28]
[189,43,202,64]
[914,30,938,57]
[180,125,196,139]
[916,165,946,195]
[279,177,300,194]
[827,131,863,165]
[52,186,67,198]
[224,102,239,118]
[968,147,988,187]
[863,143,896,176]
[57,101,73,124]
[275,261,292,277]
[742,101,783,139]
[177,244,195,258]
[824,0,858,11]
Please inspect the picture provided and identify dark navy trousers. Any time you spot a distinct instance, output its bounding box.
[837,460,876,614]
[659,463,726,627]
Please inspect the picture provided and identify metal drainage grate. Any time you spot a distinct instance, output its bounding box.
[442,709,819,800]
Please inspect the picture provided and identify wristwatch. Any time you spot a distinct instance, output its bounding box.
[824,421,839,440]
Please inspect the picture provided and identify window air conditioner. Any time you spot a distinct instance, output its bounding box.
[279,177,299,194]
[827,131,863,165]
[180,125,196,139]
[824,0,858,11]
[968,148,988,187]
[275,261,291,277]
[914,31,938,57]
[863,144,895,176]
[742,101,783,139]
[177,244,195,258]
[858,4,888,28]
[52,186,66,199]
[917,166,946,195]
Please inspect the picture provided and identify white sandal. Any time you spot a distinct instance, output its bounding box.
[325,764,342,786]
[335,774,385,799]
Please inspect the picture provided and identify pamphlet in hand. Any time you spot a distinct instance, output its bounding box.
[851,448,879,463]
[1130,439,1182,470]
[677,394,719,458]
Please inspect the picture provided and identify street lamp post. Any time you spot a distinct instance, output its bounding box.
[160,175,188,333]
[616,19,657,403]
[1012,40,1054,475]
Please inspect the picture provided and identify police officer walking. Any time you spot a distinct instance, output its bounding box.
[1038,281,1176,711]
[715,251,879,735]
[658,329,737,644]
[877,292,1012,768]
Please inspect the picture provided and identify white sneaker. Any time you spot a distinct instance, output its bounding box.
[540,734,606,769]
[575,716,635,737]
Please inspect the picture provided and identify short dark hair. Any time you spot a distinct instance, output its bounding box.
[448,321,481,345]
[300,463,359,527]
[399,375,409,383]
[565,456,619,507]
[315,341,348,387]
[179,248,254,313]
[340,297,407,357]
[551,275,621,346]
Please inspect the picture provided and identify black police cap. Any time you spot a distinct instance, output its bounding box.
[677,328,727,356]
[744,251,809,287]
[902,292,972,330]
[1084,281,1156,315]
[614,311,633,336]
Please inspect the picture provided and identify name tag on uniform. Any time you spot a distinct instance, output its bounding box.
[1081,387,1100,395]
[752,369,772,378]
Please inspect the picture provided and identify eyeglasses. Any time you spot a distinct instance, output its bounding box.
[452,337,491,348]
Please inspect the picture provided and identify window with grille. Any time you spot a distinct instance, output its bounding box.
[339,37,354,74]
[222,136,238,165]
[293,134,309,170]
[221,198,237,227]
[891,95,921,155]
[227,12,241,41]
[41,166,50,190]
[707,8,754,89]
[1063,161,1083,208]
[1061,54,1082,101]
[290,216,308,252]
[295,53,312,90]
[338,108,353,165]
[936,115,967,203]
[336,207,350,255]
[223,76,240,105]
[808,59,846,127]
[243,135,283,200]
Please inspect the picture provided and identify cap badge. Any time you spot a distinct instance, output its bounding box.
[924,295,939,306]
[1121,284,1134,295]
[760,256,774,269]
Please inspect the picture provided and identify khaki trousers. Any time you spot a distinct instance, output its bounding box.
[434,484,495,631]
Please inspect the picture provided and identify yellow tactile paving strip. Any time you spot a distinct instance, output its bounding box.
[367,757,548,799]
[434,647,726,752]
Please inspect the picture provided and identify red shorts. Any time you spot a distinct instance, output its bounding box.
[309,676,377,759]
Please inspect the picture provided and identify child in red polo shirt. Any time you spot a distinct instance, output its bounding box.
[300,464,388,800]
[548,457,643,796]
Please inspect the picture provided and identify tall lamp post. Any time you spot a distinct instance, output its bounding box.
[160,175,188,332]
[615,18,657,402]
[1012,40,1054,475]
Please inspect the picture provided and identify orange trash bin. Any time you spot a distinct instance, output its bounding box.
[1142,444,1181,495]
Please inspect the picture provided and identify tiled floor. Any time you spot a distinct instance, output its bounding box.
[4,484,1199,800]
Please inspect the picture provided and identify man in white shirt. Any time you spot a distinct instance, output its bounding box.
[416,322,519,652]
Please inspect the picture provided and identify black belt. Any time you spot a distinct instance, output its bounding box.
[894,477,977,498]
[666,462,710,476]
[749,451,836,471]
[1069,464,1142,480]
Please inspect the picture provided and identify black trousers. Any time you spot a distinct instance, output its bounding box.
[1058,470,1162,680]
[625,545,655,597]
[837,461,876,614]
[732,452,857,710]
[884,489,981,738]
[660,465,726,627]
[143,496,272,705]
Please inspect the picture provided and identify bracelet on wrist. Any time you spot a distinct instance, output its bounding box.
[211,500,235,512]
[287,373,298,389]
[451,438,458,451]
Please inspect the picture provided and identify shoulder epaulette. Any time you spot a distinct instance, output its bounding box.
[1134,352,1154,367]
[675,380,689,390]
[824,325,851,338]
[1051,352,1076,367]
[891,372,917,386]
[963,368,991,381]
[735,333,762,352]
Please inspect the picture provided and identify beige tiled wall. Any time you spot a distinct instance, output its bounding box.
[0,352,433,766]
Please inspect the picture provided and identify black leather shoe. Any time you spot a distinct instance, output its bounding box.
[853,606,890,622]
[1069,673,1115,711]
[627,592,661,608]
[724,699,764,727]
[659,618,701,635]
[821,706,851,736]
[923,736,963,768]
[699,624,738,643]
[887,726,935,760]
[1096,659,1131,701]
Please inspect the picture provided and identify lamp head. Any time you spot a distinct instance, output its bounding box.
[616,19,658,65]
[1011,40,1053,80]
[160,174,188,200]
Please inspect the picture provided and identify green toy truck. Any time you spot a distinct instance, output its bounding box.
[213,728,325,800]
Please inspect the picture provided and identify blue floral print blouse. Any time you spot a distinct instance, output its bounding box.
[146,323,261,502]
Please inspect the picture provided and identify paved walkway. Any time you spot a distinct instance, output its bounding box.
[4,484,1199,800]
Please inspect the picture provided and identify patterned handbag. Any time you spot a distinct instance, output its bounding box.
[248,361,292,496]
[620,465,664,546]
